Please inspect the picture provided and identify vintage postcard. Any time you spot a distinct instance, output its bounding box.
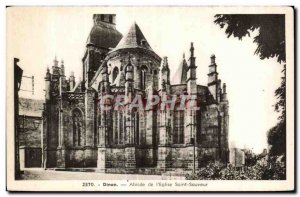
[6,6,294,192]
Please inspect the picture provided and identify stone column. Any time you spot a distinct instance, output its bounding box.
[97,105,108,172]
[57,108,66,168]
[124,105,136,170]
[84,89,96,167]
[184,98,198,171]
[157,90,172,171]
[124,59,136,171]
[96,61,111,172]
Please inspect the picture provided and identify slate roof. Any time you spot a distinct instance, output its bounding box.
[86,22,122,49]
[110,22,154,53]
[172,56,188,84]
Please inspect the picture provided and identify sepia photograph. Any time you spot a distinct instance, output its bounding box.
[6,6,294,192]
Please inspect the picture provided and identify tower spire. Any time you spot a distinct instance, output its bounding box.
[60,59,65,76]
[223,83,226,93]
[162,56,169,69]
[190,42,194,58]
[222,83,228,101]
[45,66,51,80]
[54,55,58,67]
[179,52,188,84]
[208,54,219,101]
[188,42,196,69]
[160,56,170,91]
[210,54,216,64]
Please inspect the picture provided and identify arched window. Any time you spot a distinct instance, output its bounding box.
[112,111,125,145]
[72,109,83,146]
[112,67,119,83]
[141,65,148,90]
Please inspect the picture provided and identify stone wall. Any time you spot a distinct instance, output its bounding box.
[18,116,42,147]
[136,147,156,167]
[64,148,98,168]
[105,148,125,168]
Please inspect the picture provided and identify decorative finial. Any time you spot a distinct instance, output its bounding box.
[210,54,216,64]
[61,59,64,65]
[183,53,185,59]
[223,83,226,93]
[190,42,194,57]
[163,56,169,68]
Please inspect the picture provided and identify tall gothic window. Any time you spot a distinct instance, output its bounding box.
[173,110,184,144]
[112,111,124,145]
[139,112,146,145]
[72,109,83,146]
[141,65,148,90]
[112,67,119,83]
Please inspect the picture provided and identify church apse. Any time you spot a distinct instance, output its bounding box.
[43,14,229,173]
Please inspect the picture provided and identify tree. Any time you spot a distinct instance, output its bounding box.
[214,15,285,63]
[267,119,286,156]
[214,14,286,157]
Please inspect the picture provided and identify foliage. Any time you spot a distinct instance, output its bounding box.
[214,14,285,63]
[274,65,286,120]
[267,120,286,156]
[198,154,215,168]
[186,157,286,180]
[245,153,257,166]
[261,155,286,180]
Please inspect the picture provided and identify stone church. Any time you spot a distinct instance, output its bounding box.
[43,14,229,172]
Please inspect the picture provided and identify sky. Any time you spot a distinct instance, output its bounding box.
[7,7,283,153]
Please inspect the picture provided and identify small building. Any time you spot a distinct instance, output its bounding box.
[229,148,245,167]
[18,98,44,169]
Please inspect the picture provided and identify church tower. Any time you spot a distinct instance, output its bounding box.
[83,14,122,88]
